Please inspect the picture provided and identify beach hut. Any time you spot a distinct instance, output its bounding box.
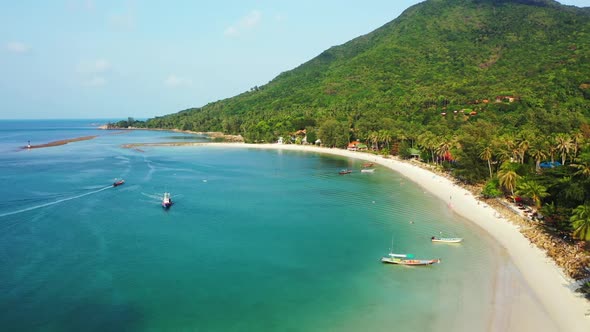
[347,141,362,151]
[409,148,421,160]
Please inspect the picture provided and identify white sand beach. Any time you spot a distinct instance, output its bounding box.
[198,143,590,332]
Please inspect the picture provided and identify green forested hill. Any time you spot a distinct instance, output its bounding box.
[143,0,590,144]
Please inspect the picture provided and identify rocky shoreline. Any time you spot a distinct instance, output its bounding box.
[408,158,590,282]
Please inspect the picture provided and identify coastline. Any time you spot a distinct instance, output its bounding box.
[127,141,590,331]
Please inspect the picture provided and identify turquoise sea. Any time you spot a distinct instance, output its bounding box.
[0,120,509,331]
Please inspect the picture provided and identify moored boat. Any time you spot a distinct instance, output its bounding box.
[431,236,463,243]
[362,162,374,168]
[361,168,375,173]
[339,169,352,175]
[381,256,441,265]
[162,192,173,209]
[113,179,125,187]
[381,238,439,266]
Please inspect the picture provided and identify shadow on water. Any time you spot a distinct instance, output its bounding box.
[55,302,144,332]
[0,300,144,332]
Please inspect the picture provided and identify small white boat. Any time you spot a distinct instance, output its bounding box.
[381,256,440,266]
[431,236,463,243]
[380,238,439,266]
[162,192,173,209]
[361,168,375,173]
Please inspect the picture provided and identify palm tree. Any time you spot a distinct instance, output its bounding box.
[479,146,494,179]
[436,139,452,165]
[516,179,549,208]
[517,139,529,164]
[528,138,549,173]
[554,133,572,165]
[380,130,392,152]
[570,204,590,241]
[498,162,520,200]
[528,147,547,173]
[548,145,557,164]
[418,132,437,164]
[499,134,519,162]
[571,153,590,178]
[571,131,584,159]
[369,131,379,150]
[495,147,513,164]
[396,131,408,148]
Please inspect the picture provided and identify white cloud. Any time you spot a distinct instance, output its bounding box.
[76,59,111,74]
[92,59,111,72]
[224,10,262,37]
[6,42,30,54]
[77,59,110,87]
[83,76,106,87]
[242,10,261,27]
[109,13,136,30]
[224,26,238,37]
[164,75,192,88]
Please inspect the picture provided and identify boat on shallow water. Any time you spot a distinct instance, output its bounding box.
[339,169,352,175]
[162,192,173,209]
[113,179,125,187]
[381,256,441,266]
[381,239,440,266]
[431,236,463,243]
[361,168,375,173]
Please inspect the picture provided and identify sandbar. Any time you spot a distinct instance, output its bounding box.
[23,135,97,149]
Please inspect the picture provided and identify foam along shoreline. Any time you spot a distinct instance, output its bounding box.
[132,142,590,331]
[23,135,98,149]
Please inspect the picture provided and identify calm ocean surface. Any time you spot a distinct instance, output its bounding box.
[0,120,507,331]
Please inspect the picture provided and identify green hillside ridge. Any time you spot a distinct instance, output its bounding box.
[141,0,590,141]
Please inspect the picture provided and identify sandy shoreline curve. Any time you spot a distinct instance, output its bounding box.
[123,141,590,331]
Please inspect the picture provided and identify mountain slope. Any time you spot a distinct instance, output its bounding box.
[145,0,590,140]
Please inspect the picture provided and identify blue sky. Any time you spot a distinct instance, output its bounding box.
[1,0,589,120]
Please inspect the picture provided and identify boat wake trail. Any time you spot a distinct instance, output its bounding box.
[142,156,155,182]
[0,185,113,219]
[141,192,183,203]
[141,192,162,201]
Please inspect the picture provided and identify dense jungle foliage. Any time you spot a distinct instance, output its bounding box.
[116,0,590,240]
